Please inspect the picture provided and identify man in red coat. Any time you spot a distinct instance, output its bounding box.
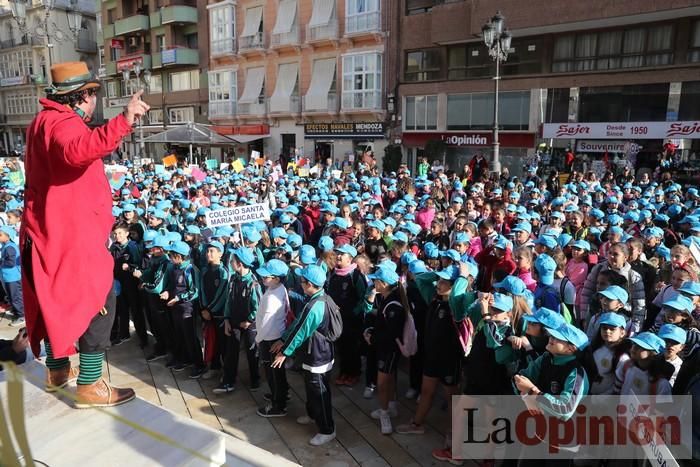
[21,61,149,408]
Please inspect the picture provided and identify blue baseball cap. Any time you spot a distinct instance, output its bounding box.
[493,275,527,296]
[662,294,694,314]
[335,244,358,258]
[462,261,479,278]
[423,242,440,259]
[368,220,386,231]
[658,323,687,345]
[678,281,700,297]
[271,227,289,239]
[453,232,471,245]
[571,240,591,251]
[628,332,666,354]
[491,293,514,313]
[599,285,629,305]
[257,259,290,278]
[440,249,461,262]
[152,235,170,250]
[185,225,201,236]
[207,240,225,253]
[547,323,590,350]
[331,218,349,229]
[242,227,262,243]
[393,231,409,243]
[512,222,532,234]
[523,307,565,329]
[296,264,327,287]
[534,254,556,286]
[494,235,510,250]
[287,233,303,249]
[400,251,417,265]
[168,241,191,257]
[534,235,557,249]
[232,247,256,267]
[319,236,334,252]
[599,312,627,328]
[436,265,460,281]
[299,244,317,265]
[408,260,429,275]
[368,267,400,286]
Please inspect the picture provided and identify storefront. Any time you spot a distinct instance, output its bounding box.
[401,131,536,178]
[212,124,270,163]
[303,122,388,167]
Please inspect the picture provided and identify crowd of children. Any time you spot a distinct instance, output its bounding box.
[2,158,700,464]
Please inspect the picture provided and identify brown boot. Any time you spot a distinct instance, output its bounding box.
[74,379,136,409]
[45,365,80,392]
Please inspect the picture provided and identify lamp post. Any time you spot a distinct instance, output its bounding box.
[8,0,83,72]
[122,64,150,160]
[482,11,512,175]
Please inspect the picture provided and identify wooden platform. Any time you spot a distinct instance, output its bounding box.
[0,316,479,467]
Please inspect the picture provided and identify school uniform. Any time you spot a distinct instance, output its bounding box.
[0,239,23,319]
[406,280,428,392]
[140,254,172,356]
[255,283,289,410]
[368,288,406,375]
[110,239,147,345]
[165,259,203,368]
[590,345,630,395]
[198,262,229,369]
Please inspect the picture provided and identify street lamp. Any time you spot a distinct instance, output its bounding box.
[8,0,83,71]
[482,10,512,175]
[122,64,151,159]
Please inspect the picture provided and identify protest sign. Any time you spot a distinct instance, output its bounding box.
[162,155,177,167]
[206,159,218,170]
[220,163,230,171]
[154,164,165,175]
[205,203,270,228]
[191,167,206,182]
[7,171,23,186]
[231,159,245,173]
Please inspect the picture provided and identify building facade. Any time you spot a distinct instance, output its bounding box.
[206,0,393,164]
[99,0,207,159]
[396,0,700,176]
[0,0,98,155]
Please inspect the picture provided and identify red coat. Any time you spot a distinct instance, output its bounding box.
[21,99,133,358]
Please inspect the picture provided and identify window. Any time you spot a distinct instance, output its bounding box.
[169,107,195,124]
[405,49,441,81]
[107,81,119,98]
[110,46,121,61]
[156,34,165,52]
[98,46,105,68]
[148,74,162,93]
[185,33,198,49]
[107,8,116,23]
[447,39,541,79]
[346,0,380,34]
[688,20,700,62]
[501,39,542,75]
[406,0,434,15]
[578,84,669,122]
[5,91,37,115]
[169,70,199,91]
[209,3,235,55]
[447,46,467,79]
[148,108,163,124]
[122,78,140,96]
[209,70,237,102]
[679,81,700,120]
[342,52,382,110]
[0,50,33,80]
[404,95,437,130]
[552,23,674,72]
[544,88,570,123]
[447,91,530,130]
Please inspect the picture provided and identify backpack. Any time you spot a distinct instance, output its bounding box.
[310,294,343,342]
[452,315,475,357]
[383,300,418,358]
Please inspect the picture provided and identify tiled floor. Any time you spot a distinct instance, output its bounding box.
[0,316,478,467]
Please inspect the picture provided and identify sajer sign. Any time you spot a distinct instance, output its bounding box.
[543,121,700,140]
[205,203,270,227]
[304,122,386,138]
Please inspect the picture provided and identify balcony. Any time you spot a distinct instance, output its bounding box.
[75,36,97,53]
[345,11,381,36]
[270,27,300,49]
[269,95,300,115]
[238,32,265,53]
[306,20,338,43]
[114,14,150,36]
[151,5,197,27]
[152,48,199,68]
[208,101,236,119]
[103,24,115,39]
[0,36,31,49]
[237,99,267,117]
[302,93,338,114]
[341,91,382,111]
[211,38,236,57]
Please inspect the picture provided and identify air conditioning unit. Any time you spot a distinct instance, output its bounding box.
[128,37,139,48]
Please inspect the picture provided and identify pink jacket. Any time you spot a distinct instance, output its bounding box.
[415,207,436,230]
[565,259,589,308]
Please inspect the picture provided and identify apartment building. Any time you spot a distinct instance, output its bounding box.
[397,0,700,176]
[0,0,98,155]
[99,0,207,158]
[206,0,393,164]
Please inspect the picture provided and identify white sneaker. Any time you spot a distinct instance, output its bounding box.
[405,388,418,399]
[309,431,336,446]
[363,384,376,399]
[379,410,393,435]
[296,415,313,425]
[370,402,398,419]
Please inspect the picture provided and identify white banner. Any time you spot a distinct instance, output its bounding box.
[543,121,700,140]
[576,140,631,153]
[205,203,270,227]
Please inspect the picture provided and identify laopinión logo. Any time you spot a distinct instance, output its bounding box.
[451,395,692,461]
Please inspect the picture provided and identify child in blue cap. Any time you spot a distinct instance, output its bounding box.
[0,226,23,326]
[198,241,230,377]
[657,323,686,386]
[616,332,673,395]
[587,312,630,395]
[652,294,700,360]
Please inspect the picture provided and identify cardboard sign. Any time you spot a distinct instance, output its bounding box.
[331,169,342,179]
[154,164,165,175]
[205,202,270,227]
[162,155,177,167]
[251,150,261,160]
[298,168,309,177]
[191,167,206,182]
[231,159,245,173]
[220,163,230,171]
[206,159,218,170]
[109,172,126,191]
[7,171,23,186]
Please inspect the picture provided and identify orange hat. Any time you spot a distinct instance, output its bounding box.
[46,61,100,95]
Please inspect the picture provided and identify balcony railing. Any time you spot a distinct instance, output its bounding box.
[211,37,236,56]
[75,36,97,52]
[271,26,300,47]
[306,19,338,42]
[237,98,267,116]
[345,11,381,35]
[239,32,265,51]
[208,101,236,118]
[342,90,382,111]
[302,92,338,113]
[269,95,300,114]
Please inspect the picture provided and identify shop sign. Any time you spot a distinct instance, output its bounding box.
[161,49,177,65]
[575,140,641,153]
[304,122,386,138]
[111,39,124,49]
[401,132,536,148]
[0,76,26,87]
[543,121,700,140]
[116,56,144,72]
[441,133,489,146]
